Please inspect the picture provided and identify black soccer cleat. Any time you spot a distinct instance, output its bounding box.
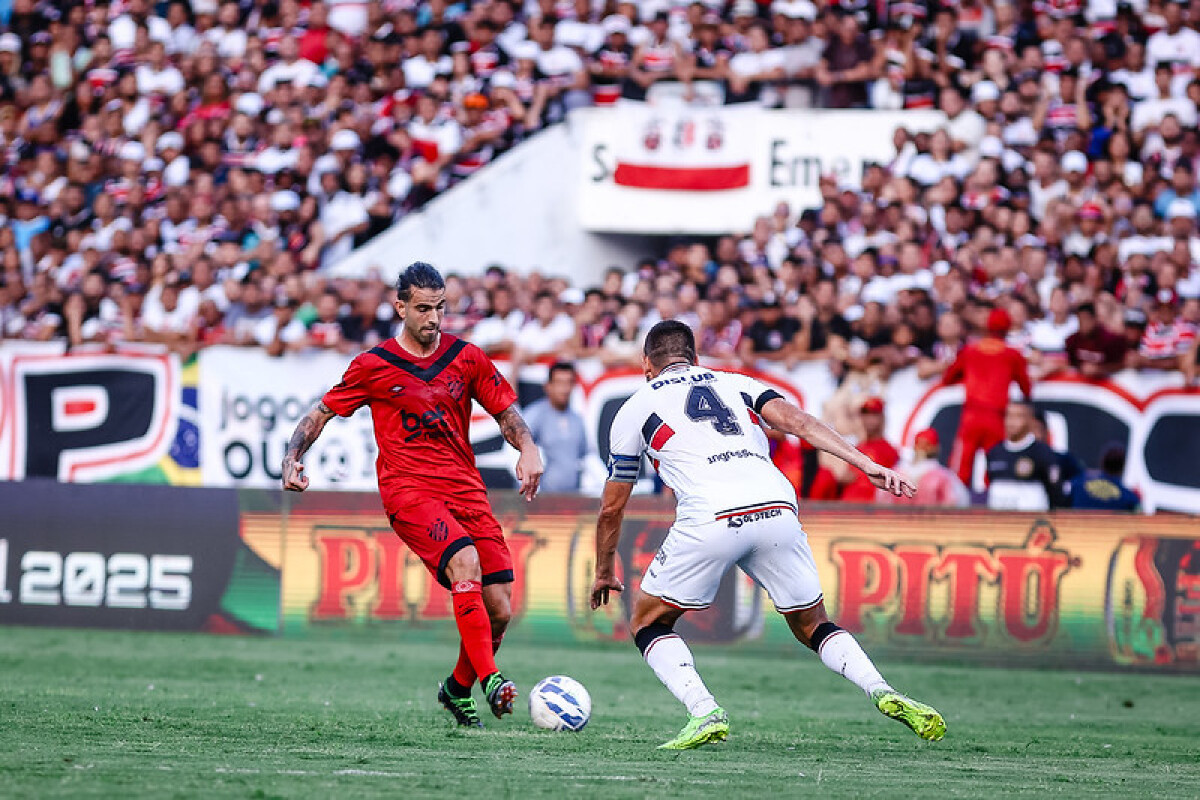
[482,673,517,719]
[438,681,483,728]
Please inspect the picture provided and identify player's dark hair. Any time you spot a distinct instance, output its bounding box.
[643,320,697,369]
[396,261,445,302]
[548,361,576,380]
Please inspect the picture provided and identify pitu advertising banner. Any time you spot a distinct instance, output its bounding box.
[244,491,1200,672]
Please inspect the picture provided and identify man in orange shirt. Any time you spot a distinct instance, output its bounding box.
[941,308,1032,486]
[840,397,900,503]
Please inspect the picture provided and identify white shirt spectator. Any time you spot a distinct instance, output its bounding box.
[327,0,370,37]
[1111,66,1156,101]
[122,99,152,138]
[136,64,185,96]
[253,313,307,347]
[1028,315,1079,354]
[1132,97,1198,132]
[166,21,197,55]
[1029,178,1067,221]
[205,26,248,59]
[946,109,987,160]
[471,311,525,351]
[163,155,190,188]
[258,58,319,93]
[403,54,453,89]
[514,313,576,354]
[407,116,464,161]
[536,45,584,79]
[319,192,368,270]
[906,154,970,186]
[1147,26,1200,70]
[141,286,196,335]
[109,14,171,51]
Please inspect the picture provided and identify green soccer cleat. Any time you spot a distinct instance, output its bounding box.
[438,682,483,728]
[657,707,729,750]
[872,690,946,741]
[482,672,517,719]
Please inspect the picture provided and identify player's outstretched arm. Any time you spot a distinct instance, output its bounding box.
[281,401,336,492]
[495,404,544,501]
[760,398,915,498]
[590,480,634,610]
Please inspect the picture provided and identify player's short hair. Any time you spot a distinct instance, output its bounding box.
[396,261,445,302]
[643,320,697,369]
[1101,445,1126,476]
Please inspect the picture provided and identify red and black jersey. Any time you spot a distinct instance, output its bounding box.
[322,334,517,498]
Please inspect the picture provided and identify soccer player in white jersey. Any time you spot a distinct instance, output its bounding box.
[590,321,946,749]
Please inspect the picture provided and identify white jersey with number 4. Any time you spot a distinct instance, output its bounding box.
[607,364,796,526]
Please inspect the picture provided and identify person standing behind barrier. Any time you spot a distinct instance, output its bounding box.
[838,397,899,503]
[985,400,1059,512]
[1070,446,1140,511]
[524,361,589,493]
[890,428,970,508]
[941,307,1032,488]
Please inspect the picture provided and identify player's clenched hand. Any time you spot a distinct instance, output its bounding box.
[516,447,543,502]
[589,574,624,610]
[867,465,915,498]
[282,458,309,492]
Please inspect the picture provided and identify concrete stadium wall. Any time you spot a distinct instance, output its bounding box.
[329,121,653,285]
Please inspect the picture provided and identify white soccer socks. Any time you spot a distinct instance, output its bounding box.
[635,623,720,718]
[810,621,891,696]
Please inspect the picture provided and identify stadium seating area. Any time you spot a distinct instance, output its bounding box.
[0,0,1198,387]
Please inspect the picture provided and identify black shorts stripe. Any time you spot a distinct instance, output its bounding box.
[435,536,475,589]
[369,339,468,384]
[774,594,824,614]
[482,569,514,586]
[716,499,797,516]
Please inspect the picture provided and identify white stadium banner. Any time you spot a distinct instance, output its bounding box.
[577,104,946,234]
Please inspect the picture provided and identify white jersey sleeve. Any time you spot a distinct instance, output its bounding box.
[606,393,646,483]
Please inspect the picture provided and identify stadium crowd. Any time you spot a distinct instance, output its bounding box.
[0,0,1198,504]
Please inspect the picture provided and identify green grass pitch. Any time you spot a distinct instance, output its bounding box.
[1,626,1198,798]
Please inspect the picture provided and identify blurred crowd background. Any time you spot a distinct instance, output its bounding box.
[0,0,1198,507]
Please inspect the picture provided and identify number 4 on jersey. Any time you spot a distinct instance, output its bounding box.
[685,385,741,436]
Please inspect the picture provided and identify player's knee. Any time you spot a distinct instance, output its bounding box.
[488,601,512,632]
[442,544,482,584]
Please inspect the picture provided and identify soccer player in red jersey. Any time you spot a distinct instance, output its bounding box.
[281,262,544,728]
[940,308,1032,487]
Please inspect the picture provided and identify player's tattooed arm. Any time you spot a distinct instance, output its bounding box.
[281,401,336,492]
[495,404,543,501]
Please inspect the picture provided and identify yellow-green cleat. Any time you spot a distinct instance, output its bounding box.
[872,690,946,741]
[657,707,729,750]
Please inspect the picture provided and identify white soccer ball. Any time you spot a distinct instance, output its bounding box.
[528,675,591,731]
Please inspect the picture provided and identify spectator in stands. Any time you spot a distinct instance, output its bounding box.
[838,397,899,503]
[986,400,1061,512]
[1066,302,1127,379]
[1070,445,1141,512]
[891,428,970,508]
[524,361,588,493]
[739,295,800,367]
[817,9,874,109]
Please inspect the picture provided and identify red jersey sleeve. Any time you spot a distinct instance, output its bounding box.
[941,348,966,385]
[322,354,373,417]
[465,343,517,415]
[1010,348,1032,398]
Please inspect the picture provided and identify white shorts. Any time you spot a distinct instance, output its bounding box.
[639,505,823,613]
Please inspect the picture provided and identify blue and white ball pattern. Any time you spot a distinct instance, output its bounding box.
[528,675,591,731]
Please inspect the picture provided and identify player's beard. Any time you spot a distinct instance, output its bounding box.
[412,323,439,346]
